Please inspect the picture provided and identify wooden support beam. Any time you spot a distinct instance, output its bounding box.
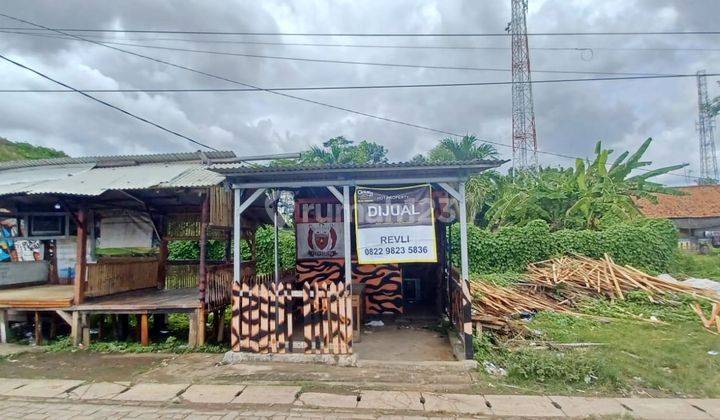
[140,314,149,346]
[158,237,168,290]
[73,206,88,305]
[216,309,225,343]
[0,310,8,344]
[71,311,81,346]
[197,308,206,347]
[82,313,90,347]
[34,311,43,345]
[188,310,198,347]
[54,310,72,326]
[198,193,209,305]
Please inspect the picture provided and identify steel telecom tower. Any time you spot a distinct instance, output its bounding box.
[697,70,719,184]
[509,0,537,170]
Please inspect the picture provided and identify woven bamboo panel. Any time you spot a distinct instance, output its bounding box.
[209,186,233,228]
[85,258,159,298]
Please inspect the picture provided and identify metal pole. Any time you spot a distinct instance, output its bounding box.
[342,186,352,289]
[233,188,242,282]
[273,190,280,284]
[458,181,469,283]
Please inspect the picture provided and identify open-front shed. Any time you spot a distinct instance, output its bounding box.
[0,151,269,346]
[214,159,506,359]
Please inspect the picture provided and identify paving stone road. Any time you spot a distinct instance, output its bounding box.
[1,378,720,418]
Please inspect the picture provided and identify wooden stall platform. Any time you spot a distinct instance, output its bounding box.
[72,287,202,314]
[0,285,74,309]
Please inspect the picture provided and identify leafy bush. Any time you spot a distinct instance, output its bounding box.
[168,240,249,261]
[254,226,296,274]
[453,218,677,274]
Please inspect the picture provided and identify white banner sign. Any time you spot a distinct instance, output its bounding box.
[296,222,344,259]
[355,185,437,264]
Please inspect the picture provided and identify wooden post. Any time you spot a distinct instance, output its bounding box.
[199,193,209,306]
[216,309,225,342]
[82,313,90,347]
[140,314,149,346]
[34,312,43,345]
[73,206,88,305]
[197,308,206,346]
[188,310,198,347]
[71,311,81,345]
[0,310,8,343]
[158,239,168,290]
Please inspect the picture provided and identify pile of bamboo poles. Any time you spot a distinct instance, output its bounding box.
[526,254,718,302]
[469,254,720,334]
[469,281,568,332]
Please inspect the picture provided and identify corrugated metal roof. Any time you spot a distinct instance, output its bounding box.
[210,159,504,174]
[0,162,225,197]
[0,150,235,171]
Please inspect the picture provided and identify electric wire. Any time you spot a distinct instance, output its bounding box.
[1,73,717,93]
[1,26,719,37]
[0,53,219,151]
[0,13,704,181]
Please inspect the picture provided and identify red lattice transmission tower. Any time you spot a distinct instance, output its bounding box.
[509,0,538,170]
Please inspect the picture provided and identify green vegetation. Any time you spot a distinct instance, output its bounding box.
[46,336,228,354]
[476,295,720,396]
[668,249,720,280]
[274,136,389,166]
[484,139,685,229]
[0,137,66,161]
[452,218,678,274]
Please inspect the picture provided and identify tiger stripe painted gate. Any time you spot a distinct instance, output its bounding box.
[231,274,353,354]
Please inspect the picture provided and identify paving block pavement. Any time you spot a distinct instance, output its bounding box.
[485,394,565,417]
[689,399,720,419]
[356,390,424,411]
[67,382,129,400]
[231,385,301,405]
[296,392,359,409]
[0,378,32,395]
[550,396,630,418]
[4,379,84,398]
[182,384,246,404]
[618,397,713,419]
[421,392,492,415]
[112,382,190,402]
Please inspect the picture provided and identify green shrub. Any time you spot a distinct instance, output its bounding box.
[453,218,677,274]
[254,226,296,274]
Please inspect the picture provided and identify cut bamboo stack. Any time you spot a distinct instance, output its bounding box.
[469,254,720,334]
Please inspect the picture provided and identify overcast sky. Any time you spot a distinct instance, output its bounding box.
[0,0,718,185]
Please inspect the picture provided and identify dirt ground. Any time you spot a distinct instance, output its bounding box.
[353,318,455,362]
[0,349,478,394]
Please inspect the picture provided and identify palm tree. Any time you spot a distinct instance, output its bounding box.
[427,135,499,162]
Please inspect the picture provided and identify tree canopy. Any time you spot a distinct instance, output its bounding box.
[424,135,499,162]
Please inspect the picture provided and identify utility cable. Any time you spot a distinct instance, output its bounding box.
[0,53,218,151]
[0,13,703,181]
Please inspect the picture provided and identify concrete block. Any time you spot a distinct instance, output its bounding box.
[296,392,358,409]
[357,390,424,411]
[113,383,189,402]
[4,379,84,397]
[232,385,300,405]
[0,378,32,395]
[422,392,491,415]
[485,395,564,417]
[687,399,720,419]
[181,384,245,404]
[617,398,712,419]
[551,396,628,417]
[67,382,128,400]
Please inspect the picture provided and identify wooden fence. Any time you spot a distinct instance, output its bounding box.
[209,186,233,228]
[231,270,352,354]
[85,258,158,298]
[448,268,474,359]
[206,263,233,309]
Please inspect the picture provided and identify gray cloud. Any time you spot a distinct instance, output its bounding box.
[0,0,718,185]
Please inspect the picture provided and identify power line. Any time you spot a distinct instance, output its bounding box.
[0,30,667,77]
[0,14,703,182]
[0,53,218,151]
[1,73,716,93]
[1,26,719,37]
